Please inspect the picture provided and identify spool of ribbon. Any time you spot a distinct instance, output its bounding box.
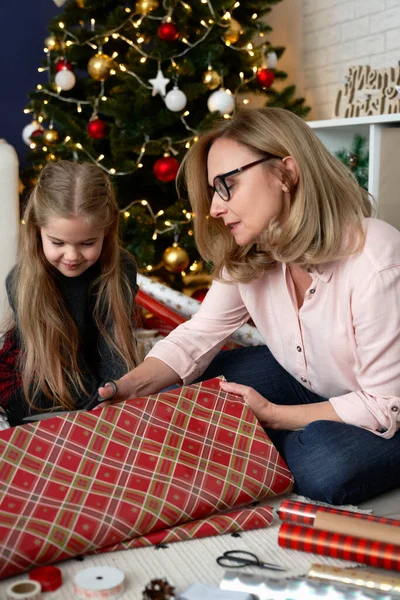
[6,580,42,600]
[29,566,62,592]
[74,566,125,599]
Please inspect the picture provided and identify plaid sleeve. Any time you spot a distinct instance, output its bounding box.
[0,330,22,411]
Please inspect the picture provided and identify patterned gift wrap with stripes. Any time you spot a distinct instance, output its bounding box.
[278,523,400,572]
[278,499,400,527]
[94,504,274,552]
[0,378,293,579]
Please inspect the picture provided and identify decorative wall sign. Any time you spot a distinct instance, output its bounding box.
[335,65,400,118]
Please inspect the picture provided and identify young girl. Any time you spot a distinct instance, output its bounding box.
[0,160,138,426]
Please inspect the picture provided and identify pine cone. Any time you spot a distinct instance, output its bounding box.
[142,578,175,599]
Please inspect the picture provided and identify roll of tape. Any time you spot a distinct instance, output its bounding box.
[6,580,42,600]
[74,566,125,599]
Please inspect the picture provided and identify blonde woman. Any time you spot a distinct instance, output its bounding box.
[1,161,138,426]
[100,107,400,505]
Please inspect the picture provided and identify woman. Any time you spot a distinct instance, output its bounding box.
[100,108,400,505]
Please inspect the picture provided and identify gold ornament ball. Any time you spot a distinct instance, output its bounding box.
[44,35,59,51]
[76,0,85,6]
[43,129,59,145]
[135,0,159,14]
[163,244,190,273]
[87,53,112,81]
[224,18,242,44]
[202,69,221,90]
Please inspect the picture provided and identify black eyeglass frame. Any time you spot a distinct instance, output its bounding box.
[209,156,278,202]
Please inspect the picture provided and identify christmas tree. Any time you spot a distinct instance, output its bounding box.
[22,0,310,290]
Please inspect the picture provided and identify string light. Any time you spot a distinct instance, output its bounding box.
[118,198,193,243]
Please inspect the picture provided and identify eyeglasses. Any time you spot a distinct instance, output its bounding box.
[208,156,277,202]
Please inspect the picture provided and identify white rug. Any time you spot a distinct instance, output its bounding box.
[0,494,369,600]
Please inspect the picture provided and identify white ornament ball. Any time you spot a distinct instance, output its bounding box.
[165,86,187,112]
[55,69,76,91]
[207,88,235,115]
[22,121,43,146]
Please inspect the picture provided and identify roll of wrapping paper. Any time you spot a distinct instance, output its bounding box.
[137,273,264,347]
[278,522,400,571]
[307,563,400,596]
[278,499,400,545]
[136,290,186,329]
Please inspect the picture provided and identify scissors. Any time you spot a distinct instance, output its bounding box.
[22,380,118,423]
[216,550,286,572]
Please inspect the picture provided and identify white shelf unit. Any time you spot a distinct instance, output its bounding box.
[307,114,400,231]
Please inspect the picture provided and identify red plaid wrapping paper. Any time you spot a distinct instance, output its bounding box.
[278,523,400,571]
[95,504,274,552]
[0,378,293,579]
[278,499,400,528]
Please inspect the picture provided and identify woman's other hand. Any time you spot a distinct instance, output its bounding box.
[219,380,278,428]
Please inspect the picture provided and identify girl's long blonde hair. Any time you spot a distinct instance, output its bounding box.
[8,160,137,410]
[179,107,372,282]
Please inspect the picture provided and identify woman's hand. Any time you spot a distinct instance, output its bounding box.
[98,358,181,404]
[219,381,279,428]
[220,380,343,430]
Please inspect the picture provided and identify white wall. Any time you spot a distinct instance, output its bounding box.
[0,141,19,327]
[266,0,400,121]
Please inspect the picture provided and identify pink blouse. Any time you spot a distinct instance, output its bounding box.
[148,218,400,438]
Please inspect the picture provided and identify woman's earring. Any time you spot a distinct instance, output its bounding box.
[282,185,289,193]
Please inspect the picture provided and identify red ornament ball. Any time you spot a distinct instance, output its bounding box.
[87,118,106,139]
[55,58,73,72]
[153,156,180,182]
[191,288,208,303]
[158,22,179,42]
[256,68,275,88]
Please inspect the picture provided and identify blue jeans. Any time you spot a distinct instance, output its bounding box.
[195,345,400,505]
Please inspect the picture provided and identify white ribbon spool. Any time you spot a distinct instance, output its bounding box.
[74,567,125,599]
[6,580,42,600]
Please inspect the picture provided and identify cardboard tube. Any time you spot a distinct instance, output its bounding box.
[314,511,400,545]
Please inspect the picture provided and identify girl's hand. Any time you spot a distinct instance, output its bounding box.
[219,381,278,428]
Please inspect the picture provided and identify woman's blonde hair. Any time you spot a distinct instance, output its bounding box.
[178,107,372,282]
[8,160,137,410]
